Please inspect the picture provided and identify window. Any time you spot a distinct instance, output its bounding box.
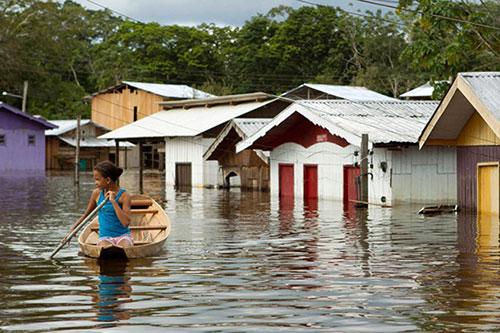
[134,106,138,122]
[0,135,5,145]
[28,135,35,145]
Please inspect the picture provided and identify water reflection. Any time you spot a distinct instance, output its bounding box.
[0,174,46,211]
[83,259,131,328]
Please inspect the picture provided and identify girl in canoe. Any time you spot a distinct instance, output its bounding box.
[63,161,133,248]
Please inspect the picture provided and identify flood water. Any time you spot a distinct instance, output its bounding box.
[1,171,500,332]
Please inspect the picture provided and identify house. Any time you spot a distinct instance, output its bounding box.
[45,119,134,170]
[87,81,215,130]
[0,102,57,172]
[203,118,272,190]
[237,100,457,205]
[99,93,291,189]
[419,72,500,214]
[281,83,397,101]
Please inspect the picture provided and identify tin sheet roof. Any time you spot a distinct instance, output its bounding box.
[99,99,276,140]
[459,72,500,121]
[203,118,271,161]
[45,119,108,136]
[399,82,434,98]
[282,83,398,102]
[237,100,439,152]
[59,136,134,148]
[123,81,214,99]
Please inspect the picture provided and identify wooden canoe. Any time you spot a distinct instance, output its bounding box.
[78,195,171,259]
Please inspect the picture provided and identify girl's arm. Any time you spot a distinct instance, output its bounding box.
[108,190,131,228]
[62,189,99,244]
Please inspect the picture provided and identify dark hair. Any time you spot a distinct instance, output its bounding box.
[94,161,123,182]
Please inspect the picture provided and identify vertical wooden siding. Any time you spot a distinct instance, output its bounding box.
[91,88,165,130]
[457,146,500,211]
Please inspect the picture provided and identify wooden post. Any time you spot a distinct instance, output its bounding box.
[139,141,144,194]
[115,139,120,186]
[115,140,120,167]
[358,133,369,208]
[22,81,28,113]
[74,114,81,184]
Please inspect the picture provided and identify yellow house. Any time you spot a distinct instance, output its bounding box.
[419,72,500,214]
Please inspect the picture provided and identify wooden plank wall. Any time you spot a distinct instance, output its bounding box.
[457,146,500,212]
[91,88,165,130]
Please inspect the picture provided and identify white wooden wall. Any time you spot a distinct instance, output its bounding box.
[391,145,456,204]
[270,142,358,200]
[164,136,218,187]
[269,142,456,205]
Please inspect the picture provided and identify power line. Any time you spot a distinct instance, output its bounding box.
[355,0,500,31]
[84,0,140,23]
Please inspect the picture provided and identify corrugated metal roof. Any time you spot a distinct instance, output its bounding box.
[233,118,272,137]
[399,82,434,98]
[85,81,215,100]
[59,137,134,148]
[0,102,57,129]
[237,100,439,152]
[299,100,438,143]
[282,83,398,102]
[99,100,276,140]
[459,72,500,121]
[123,81,214,99]
[203,118,271,161]
[45,119,109,136]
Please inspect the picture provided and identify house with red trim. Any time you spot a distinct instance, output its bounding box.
[237,100,456,205]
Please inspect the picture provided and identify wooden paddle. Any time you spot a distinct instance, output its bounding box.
[49,197,109,259]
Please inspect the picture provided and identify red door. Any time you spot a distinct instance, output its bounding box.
[279,163,294,197]
[304,164,318,199]
[343,165,360,206]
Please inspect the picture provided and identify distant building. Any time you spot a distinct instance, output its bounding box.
[45,119,134,170]
[87,81,215,130]
[100,93,291,189]
[282,83,397,101]
[0,103,57,172]
[400,82,434,100]
[419,72,500,213]
[238,100,456,205]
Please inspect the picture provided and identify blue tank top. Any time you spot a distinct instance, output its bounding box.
[97,189,130,238]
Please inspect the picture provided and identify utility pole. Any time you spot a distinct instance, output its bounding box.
[75,114,81,184]
[22,81,28,113]
[357,133,369,208]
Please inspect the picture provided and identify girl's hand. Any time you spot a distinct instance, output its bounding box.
[106,190,117,203]
[61,227,75,246]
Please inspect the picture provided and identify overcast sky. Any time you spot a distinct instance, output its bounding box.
[61,0,390,27]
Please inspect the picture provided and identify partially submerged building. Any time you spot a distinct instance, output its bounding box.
[45,119,134,170]
[0,103,57,172]
[237,100,456,205]
[203,118,272,190]
[419,72,500,213]
[100,93,290,189]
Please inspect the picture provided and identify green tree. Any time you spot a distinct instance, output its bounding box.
[398,0,500,98]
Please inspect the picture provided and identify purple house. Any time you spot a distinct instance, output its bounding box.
[0,102,57,172]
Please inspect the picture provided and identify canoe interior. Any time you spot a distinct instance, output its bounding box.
[78,195,171,259]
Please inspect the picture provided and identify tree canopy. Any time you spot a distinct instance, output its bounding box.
[0,0,498,119]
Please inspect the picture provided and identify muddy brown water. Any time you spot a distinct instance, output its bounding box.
[0,171,498,332]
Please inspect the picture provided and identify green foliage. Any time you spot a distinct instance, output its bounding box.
[2,0,498,119]
[398,0,500,98]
